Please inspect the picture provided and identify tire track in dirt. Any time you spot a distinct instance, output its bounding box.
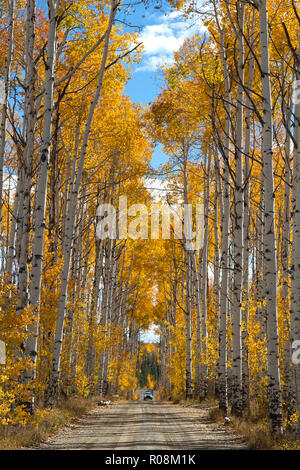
[36,401,247,450]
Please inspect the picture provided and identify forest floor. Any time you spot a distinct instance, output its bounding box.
[32,400,247,450]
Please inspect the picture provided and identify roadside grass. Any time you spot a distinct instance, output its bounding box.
[176,397,219,409]
[0,396,99,450]
[208,401,300,450]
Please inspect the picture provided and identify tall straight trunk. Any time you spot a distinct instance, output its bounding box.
[64,243,77,390]
[48,107,60,255]
[30,0,60,308]
[104,238,118,397]
[86,234,102,385]
[230,2,245,417]
[61,120,81,245]
[291,39,300,433]
[97,182,113,396]
[185,250,193,399]
[98,280,108,394]
[22,0,60,413]
[200,152,210,400]
[213,175,220,330]
[97,169,116,395]
[45,1,118,407]
[258,0,282,435]
[162,279,171,395]
[169,253,177,395]
[6,173,21,280]
[193,250,202,397]
[241,43,255,413]
[16,0,36,319]
[281,89,294,422]
[0,0,15,231]
[183,148,193,399]
[217,28,231,415]
[256,169,266,338]
[213,171,220,397]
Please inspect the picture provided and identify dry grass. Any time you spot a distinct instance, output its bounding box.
[0,396,99,450]
[177,397,219,409]
[58,396,97,418]
[230,417,273,449]
[208,406,225,421]
[207,402,275,449]
[208,401,300,450]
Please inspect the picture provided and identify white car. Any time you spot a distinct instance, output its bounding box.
[143,391,153,400]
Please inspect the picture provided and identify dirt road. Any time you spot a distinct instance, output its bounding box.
[38,401,247,450]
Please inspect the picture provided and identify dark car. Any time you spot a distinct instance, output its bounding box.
[143,391,153,400]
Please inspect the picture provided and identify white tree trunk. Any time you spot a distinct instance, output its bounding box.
[241,43,255,413]
[217,28,231,415]
[0,0,15,230]
[230,2,244,417]
[22,0,60,413]
[16,0,36,320]
[291,39,300,433]
[258,0,283,435]
[200,153,210,400]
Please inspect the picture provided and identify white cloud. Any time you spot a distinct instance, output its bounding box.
[3,172,17,192]
[162,10,182,21]
[136,9,207,72]
[140,323,160,343]
[136,55,173,72]
[140,24,182,56]
[144,177,170,203]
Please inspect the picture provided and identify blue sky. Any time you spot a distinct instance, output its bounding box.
[120,2,204,168]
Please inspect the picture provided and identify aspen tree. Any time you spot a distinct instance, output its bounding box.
[291,37,300,434]
[241,39,255,413]
[0,0,15,229]
[258,0,283,435]
[200,152,210,400]
[217,28,231,415]
[224,0,245,417]
[22,0,60,413]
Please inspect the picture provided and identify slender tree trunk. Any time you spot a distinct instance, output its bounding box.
[183,149,193,399]
[241,44,255,413]
[200,153,210,400]
[6,174,21,280]
[0,0,15,231]
[193,250,202,397]
[258,0,283,435]
[230,2,245,417]
[291,39,300,434]
[217,28,231,415]
[16,0,37,321]
[22,0,60,413]
[280,89,295,423]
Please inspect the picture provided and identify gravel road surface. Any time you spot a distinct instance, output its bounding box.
[37,401,247,450]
